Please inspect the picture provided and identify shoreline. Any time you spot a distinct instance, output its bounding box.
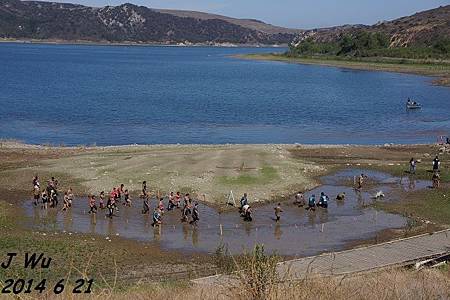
[0,38,287,48]
[236,53,450,87]
[0,140,435,150]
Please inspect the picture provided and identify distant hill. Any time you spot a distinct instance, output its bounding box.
[154,9,302,35]
[292,5,450,47]
[0,0,301,45]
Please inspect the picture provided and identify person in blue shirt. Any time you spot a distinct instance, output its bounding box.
[152,208,162,227]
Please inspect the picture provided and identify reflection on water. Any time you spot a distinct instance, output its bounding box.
[24,169,430,256]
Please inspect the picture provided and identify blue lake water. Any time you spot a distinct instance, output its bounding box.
[0,43,449,145]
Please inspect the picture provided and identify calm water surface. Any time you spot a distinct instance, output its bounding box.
[1,43,449,145]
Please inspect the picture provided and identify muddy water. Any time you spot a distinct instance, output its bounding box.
[24,169,430,256]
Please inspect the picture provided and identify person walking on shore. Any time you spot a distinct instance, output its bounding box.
[433,156,440,172]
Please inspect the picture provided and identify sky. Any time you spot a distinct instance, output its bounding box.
[46,0,450,29]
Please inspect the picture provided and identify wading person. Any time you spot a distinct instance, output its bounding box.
[99,191,105,209]
[294,191,305,207]
[141,181,148,199]
[32,184,40,207]
[274,203,283,222]
[242,204,252,222]
[158,197,165,213]
[41,191,48,210]
[32,175,40,189]
[88,195,97,214]
[117,184,125,202]
[67,187,74,207]
[142,195,150,214]
[240,193,248,211]
[152,208,162,227]
[167,192,176,211]
[306,194,316,211]
[50,188,58,208]
[336,192,346,201]
[124,189,131,207]
[62,191,70,212]
[175,191,181,208]
[409,158,416,174]
[356,174,367,190]
[107,196,115,218]
[432,172,441,189]
[181,200,190,222]
[317,192,329,209]
[190,202,199,226]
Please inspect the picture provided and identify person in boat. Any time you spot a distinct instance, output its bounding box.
[317,192,329,208]
[446,137,450,145]
[306,194,316,211]
[433,155,440,172]
[88,195,97,214]
[274,203,283,222]
[242,204,252,221]
[190,202,199,226]
[294,191,305,207]
[151,208,162,227]
[240,193,248,210]
[336,192,346,201]
[409,158,417,174]
[406,98,412,106]
[123,189,131,207]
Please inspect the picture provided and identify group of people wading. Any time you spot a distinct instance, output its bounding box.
[30,154,444,227]
[31,177,200,227]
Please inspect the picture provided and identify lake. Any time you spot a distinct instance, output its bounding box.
[0,43,449,145]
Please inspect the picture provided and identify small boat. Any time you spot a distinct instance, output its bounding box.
[406,100,421,109]
[406,103,421,109]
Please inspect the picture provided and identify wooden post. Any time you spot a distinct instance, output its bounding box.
[220,224,223,236]
[321,223,324,233]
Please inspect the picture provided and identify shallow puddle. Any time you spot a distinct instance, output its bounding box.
[24,169,430,256]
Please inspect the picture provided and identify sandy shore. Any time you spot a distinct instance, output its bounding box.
[1,141,448,204]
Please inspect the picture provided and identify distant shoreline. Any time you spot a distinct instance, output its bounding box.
[0,38,287,48]
[236,53,450,87]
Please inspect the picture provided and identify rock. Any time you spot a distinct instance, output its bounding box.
[423,153,430,157]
